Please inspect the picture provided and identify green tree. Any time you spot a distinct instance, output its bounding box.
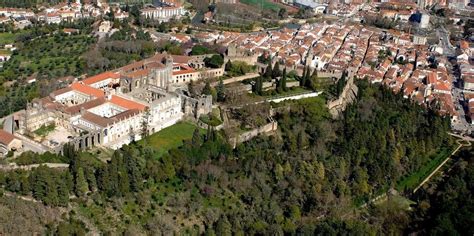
[75,167,88,197]
[300,66,307,87]
[264,60,273,79]
[225,60,232,71]
[216,215,232,236]
[203,81,212,95]
[204,55,224,68]
[192,128,202,147]
[216,78,226,102]
[272,61,281,79]
[188,80,196,97]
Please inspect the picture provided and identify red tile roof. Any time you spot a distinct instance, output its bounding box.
[82,72,120,86]
[0,130,16,146]
[71,82,105,98]
[64,97,107,115]
[427,71,437,84]
[110,95,147,111]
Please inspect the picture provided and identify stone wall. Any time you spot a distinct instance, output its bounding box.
[327,76,358,118]
[228,120,278,148]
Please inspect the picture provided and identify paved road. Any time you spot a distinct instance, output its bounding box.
[436,26,456,57]
[412,142,465,193]
[211,73,260,86]
[451,87,473,134]
[0,163,69,171]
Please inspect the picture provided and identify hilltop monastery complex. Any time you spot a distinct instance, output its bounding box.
[1,53,222,155]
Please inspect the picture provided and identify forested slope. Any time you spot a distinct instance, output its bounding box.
[0,80,456,234]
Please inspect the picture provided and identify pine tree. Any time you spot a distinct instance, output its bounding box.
[75,167,88,197]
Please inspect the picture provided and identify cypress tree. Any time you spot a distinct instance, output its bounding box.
[75,167,88,197]
[225,60,232,71]
[203,81,212,95]
[272,61,281,79]
[57,180,69,206]
[124,150,142,192]
[85,168,97,192]
[192,128,202,147]
[282,68,288,92]
[264,60,273,79]
[217,78,225,102]
[300,66,307,87]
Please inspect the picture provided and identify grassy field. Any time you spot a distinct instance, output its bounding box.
[239,0,281,11]
[33,124,56,137]
[0,33,17,45]
[396,147,453,192]
[140,122,201,158]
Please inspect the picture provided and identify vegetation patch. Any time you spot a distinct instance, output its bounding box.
[13,151,67,165]
[396,147,454,192]
[33,123,56,137]
[139,122,200,158]
[199,113,223,127]
[0,33,17,45]
[239,0,281,11]
[1,33,94,82]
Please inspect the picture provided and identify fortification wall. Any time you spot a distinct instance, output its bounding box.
[228,121,278,148]
[327,76,358,118]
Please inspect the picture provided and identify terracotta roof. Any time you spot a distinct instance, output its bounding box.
[427,71,437,84]
[82,108,141,127]
[51,87,73,97]
[82,72,120,85]
[111,109,141,121]
[110,95,147,111]
[71,82,105,98]
[152,53,192,64]
[124,69,150,79]
[81,111,112,127]
[0,130,16,146]
[434,82,450,92]
[64,97,107,114]
[460,40,469,50]
[172,64,196,75]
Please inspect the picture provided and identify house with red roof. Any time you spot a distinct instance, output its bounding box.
[0,130,22,156]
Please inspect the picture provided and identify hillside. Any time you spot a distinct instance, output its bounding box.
[0,80,459,234]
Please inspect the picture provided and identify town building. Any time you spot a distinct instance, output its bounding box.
[0,130,22,157]
[140,2,186,22]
